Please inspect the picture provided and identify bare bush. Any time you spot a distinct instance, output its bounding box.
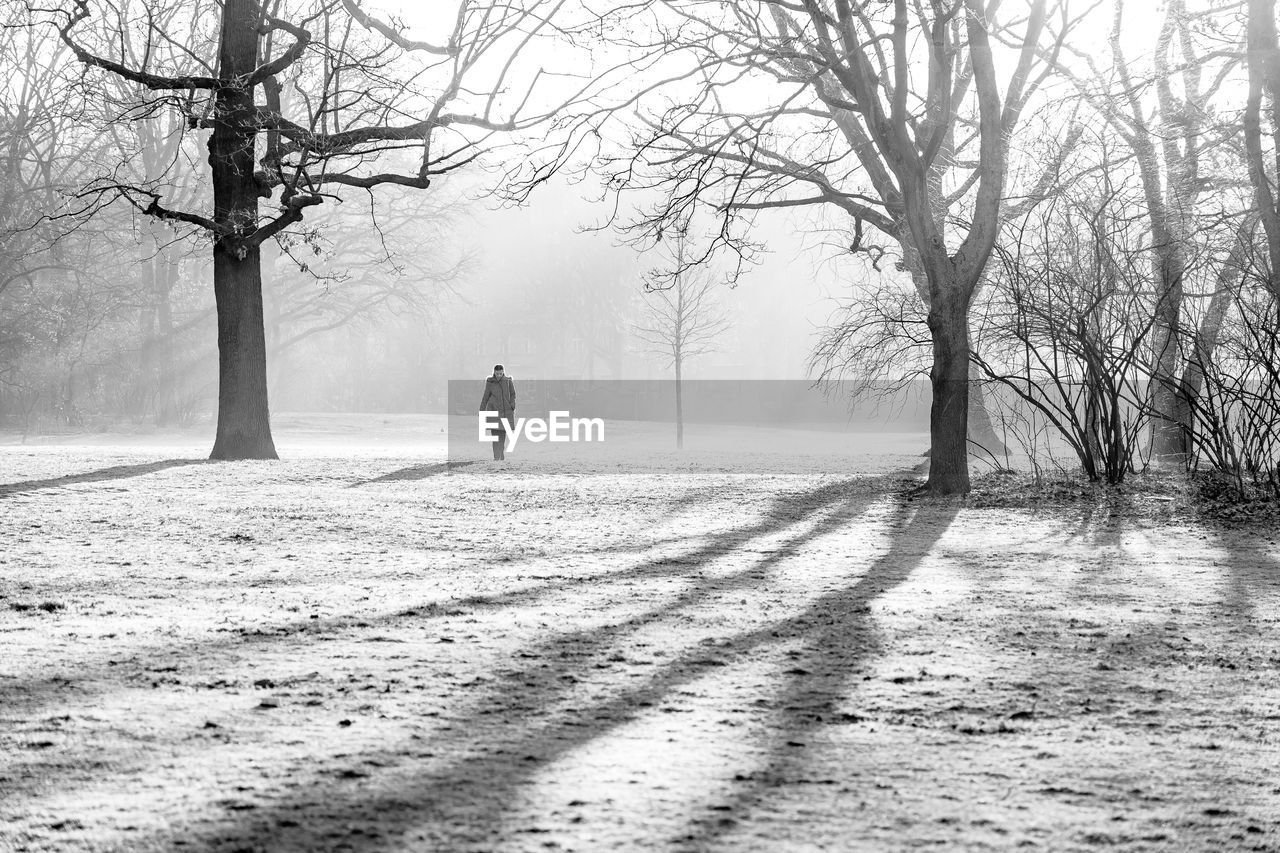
[974,185,1157,483]
[1184,286,1280,500]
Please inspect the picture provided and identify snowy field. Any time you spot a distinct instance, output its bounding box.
[1,414,1278,852]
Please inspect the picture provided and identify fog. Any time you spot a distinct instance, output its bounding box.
[267,178,849,415]
[4,3,1279,848]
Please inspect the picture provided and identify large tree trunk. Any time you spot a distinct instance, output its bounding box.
[208,0,277,461]
[906,258,1007,461]
[926,289,971,495]
[210,243,277,459]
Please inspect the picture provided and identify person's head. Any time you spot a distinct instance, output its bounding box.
[493,363,505,378]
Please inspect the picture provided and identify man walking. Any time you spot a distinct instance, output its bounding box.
[480,364,516,460]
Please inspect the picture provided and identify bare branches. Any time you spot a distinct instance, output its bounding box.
[949,0,1023,285]
[610,0,1071,314]
[55,0,220,90]
[634,236,732,369]
[247,15,314,86]
[339,0,456,56]
[246,194,325,246]
[83,184,220,234]
[48,0,633,256]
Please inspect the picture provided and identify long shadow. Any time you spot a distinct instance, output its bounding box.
[0,459,205,498]
[0,475,899,730]
[681,500,960,848]
[1061,506,1277,622]
[949,508,1280,842]
[1203,518,1280,624]
[952,508,1175,717]
[351,460,476,485]
[95,476,934,851]
[437,475,898,611]
[1063,505,1137,609]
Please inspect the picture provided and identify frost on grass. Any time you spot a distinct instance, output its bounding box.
[0,427,1278,853]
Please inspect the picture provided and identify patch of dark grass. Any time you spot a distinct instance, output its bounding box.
[9,600,65,613]
[967,470,1163,508]
[964,468,1280,526]
[1188,470,1280,525]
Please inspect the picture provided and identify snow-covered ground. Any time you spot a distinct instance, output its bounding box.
[1,415,1278,852]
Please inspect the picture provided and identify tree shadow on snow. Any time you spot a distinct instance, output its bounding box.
[6,478,866,720]
[0,459,205,498]
[351,460,477,485]
[1208,523,1279,620]
[436,476,899,612]
[681,499,960,848]
[108,474,956,852]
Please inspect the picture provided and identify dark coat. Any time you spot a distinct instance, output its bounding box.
[480,375,516,420]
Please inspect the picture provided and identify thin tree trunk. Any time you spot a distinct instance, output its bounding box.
[967,363,1008,460]
[1183,255,1243,403]
[208,0,277,460]
[153,251,177,424]
[1176,230,1247,460]
[138,249,157,417]
[675,355,684,450]
[1246,0,1280,302]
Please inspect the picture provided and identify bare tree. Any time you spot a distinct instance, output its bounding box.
[1040,0,1249,465]
[608,0,1071,494]
[0,1,154,430]
[633,237,730,448]
[0,1,102,297]
[263,189,467,360]
[49,0,627,458]
[1183,278,1280,500]
[976,161,1160,483]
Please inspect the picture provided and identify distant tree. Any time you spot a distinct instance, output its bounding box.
[264,191,467,361]
[513,233,639,380]
[51,0,626,459]
[633,236,730,448]
[256,186,469,412]
[0,2,104,297]
[0,1,143,431]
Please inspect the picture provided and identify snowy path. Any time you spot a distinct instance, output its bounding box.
[1,434,1278,852]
